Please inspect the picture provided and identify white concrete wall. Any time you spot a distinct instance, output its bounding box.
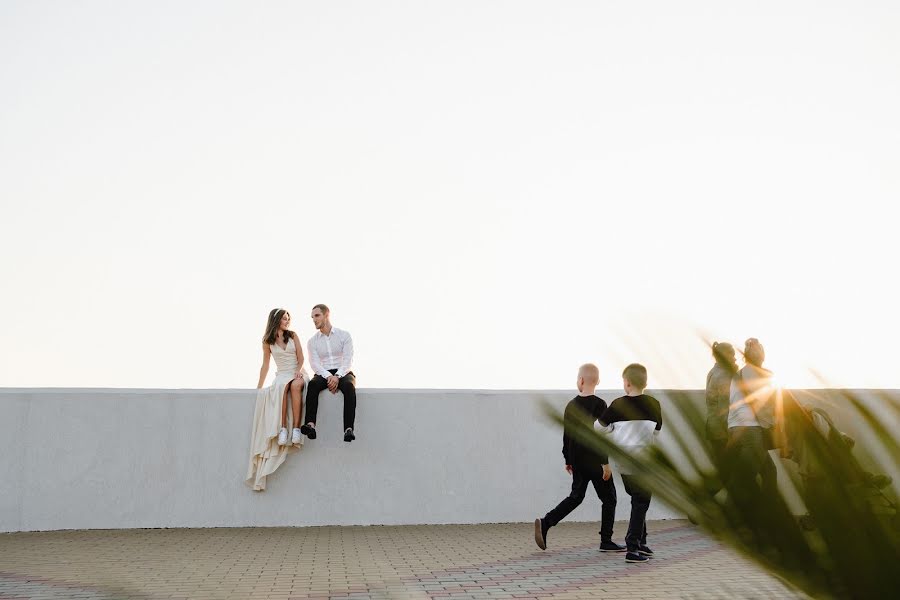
[1,388,896,532]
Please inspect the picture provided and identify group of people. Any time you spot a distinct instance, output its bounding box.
[533,338,779,565]
[705,338,778,497]
[245,304,358,491]
[535,336,897,565]
[706,338,894,521]
[534,362,663,564]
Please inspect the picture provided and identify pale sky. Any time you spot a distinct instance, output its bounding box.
[2,1,899,390]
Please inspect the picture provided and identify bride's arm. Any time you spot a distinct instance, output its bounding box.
[257,343,271,389]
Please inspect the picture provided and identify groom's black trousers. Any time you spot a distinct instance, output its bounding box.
[305,369,357,430]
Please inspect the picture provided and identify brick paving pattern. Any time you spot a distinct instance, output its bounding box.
[0,521,802,599]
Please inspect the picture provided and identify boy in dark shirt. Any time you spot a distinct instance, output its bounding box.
[596,363,663,564]
[534,364,623,552]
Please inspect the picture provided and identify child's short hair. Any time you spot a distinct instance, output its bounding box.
[622,363,648,390]
[579,363,600,386]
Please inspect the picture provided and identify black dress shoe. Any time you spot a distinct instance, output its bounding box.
[344,428,355,442]
[534,518,548,550]
[300,424,317,440]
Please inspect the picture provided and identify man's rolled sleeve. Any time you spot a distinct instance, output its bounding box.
[336,332,354,378]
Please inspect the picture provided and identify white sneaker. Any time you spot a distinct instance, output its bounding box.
[278,428,288,446]
[291,428,302,444]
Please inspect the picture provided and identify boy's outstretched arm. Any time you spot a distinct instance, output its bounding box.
[595,400,618,434]
[595,403,616,480]
[594,418,614,434]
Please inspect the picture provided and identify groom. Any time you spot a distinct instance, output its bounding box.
[302,304,358,442]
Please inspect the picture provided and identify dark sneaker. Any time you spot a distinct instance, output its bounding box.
[534,518,548,550]
[625,552,650,563]
[638,545,654,556]
[300,424,317,440]
[599,540,626,552]
[344,428,356,442]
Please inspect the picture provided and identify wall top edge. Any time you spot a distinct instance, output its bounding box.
[0,387,624,394]
[1,387,897,395]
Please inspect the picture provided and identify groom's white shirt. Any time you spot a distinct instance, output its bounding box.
[308,327,354,379]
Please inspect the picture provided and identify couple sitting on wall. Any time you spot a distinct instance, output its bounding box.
[245,304,357,491]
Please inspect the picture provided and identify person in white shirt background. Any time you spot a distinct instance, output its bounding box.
[301,304,358,442]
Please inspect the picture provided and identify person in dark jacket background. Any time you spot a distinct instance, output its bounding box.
[706,342,738,463]
[534,364,623,552]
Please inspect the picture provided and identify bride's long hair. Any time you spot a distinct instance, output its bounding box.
[262,308,295,346]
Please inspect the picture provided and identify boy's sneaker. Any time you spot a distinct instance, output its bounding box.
[534,518,549,550]
[638,545,654,556]
[300,424,317,440]
[291,428,302,444]
[625,552,650,563]
[277,428,288,446]
[599,540,626,552]
[344,428,356,442]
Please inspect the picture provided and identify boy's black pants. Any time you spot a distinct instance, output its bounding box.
[305,370,357,430]
[621,474,651,552]
[544,466,617,541]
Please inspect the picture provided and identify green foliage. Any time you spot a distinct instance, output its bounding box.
[543,389,899,599]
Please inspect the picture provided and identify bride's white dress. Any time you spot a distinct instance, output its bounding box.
[245,338,308,491]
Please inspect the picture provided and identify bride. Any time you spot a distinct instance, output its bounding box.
[245,308,308,491]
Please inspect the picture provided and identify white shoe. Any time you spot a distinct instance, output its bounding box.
[278,428,288,446]
[291,428,302,444]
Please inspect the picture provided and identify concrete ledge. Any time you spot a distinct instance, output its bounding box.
[1,388,896,532]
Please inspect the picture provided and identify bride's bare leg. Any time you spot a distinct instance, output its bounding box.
[290,379,304,429]
[281,385,290,429]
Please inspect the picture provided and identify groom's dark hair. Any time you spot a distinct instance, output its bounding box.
[312,303,330,314]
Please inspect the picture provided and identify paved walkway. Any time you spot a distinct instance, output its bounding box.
[0,521,802,600]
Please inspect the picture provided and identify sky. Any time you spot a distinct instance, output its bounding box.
[1,1,899,390]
